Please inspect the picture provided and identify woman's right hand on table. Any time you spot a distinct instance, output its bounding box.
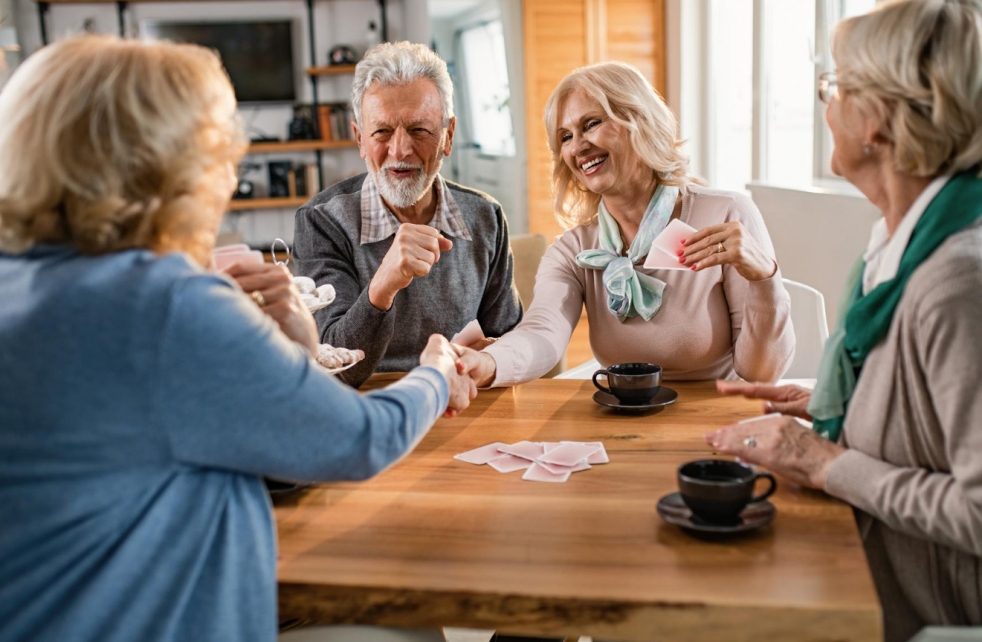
[225,262,319,358]
[716,380,813,420]
[419,335,478,418]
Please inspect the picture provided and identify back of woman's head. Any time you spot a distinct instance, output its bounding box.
[834,0,982,177]
[543,61,697,229]
[0,34,246,256]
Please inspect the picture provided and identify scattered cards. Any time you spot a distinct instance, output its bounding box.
[454,440,609,483]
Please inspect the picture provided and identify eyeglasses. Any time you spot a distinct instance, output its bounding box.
[817,72,838,104]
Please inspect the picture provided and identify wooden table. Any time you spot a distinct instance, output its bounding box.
[275,378,881,642]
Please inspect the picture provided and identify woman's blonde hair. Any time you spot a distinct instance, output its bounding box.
[543,61,699,229]
[833,0,982,177]
[0,35,247,258]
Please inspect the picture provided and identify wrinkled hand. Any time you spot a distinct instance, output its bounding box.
[704,415,846,489]
[419,334,477,418]
[453,345,498,388]
[369,224,454,310]
[716,380,813,420]
[226,262,319,357]
[680,221,777,281]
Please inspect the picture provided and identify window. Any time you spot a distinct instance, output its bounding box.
[458,19,515,156]
[700,0,878,191]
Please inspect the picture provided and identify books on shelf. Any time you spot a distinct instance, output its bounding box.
[318,102,354,142]
[286,163,322,198]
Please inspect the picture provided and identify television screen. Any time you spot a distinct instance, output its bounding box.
[141,20,296,104]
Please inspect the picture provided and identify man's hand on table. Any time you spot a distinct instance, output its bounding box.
[368,224,453,311]
[227,262,319,358]
[419,334,477,418]
[708,379,845,490]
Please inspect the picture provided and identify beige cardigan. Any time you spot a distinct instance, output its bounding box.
[485,185,795,385]
[825,220,982,642]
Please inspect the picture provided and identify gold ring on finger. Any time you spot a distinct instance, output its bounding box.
[251,290,267,307]
[717,242,725,254]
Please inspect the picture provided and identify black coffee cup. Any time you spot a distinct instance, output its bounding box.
[677,459,777,524]
[592,362,662,405]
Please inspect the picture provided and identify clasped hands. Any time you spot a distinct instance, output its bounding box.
[707,381,846,490]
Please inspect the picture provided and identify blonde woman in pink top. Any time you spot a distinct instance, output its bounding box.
[463,61,794,387]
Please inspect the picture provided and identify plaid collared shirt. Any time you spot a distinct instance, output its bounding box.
[359,171,473,245]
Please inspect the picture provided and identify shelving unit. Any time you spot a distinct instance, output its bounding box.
[228,196,309,212]
[248,139,358,154]
[33,0,385,213]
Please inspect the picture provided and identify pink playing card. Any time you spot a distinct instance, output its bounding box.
[212,244,251,255]
[498,441,545,462]
[214,250,263,271]
[652,219,699,260]
[536,459,591,475]
[642,243,691,270]
[487,454,533,473]
[522,462,571,483]
[454,442,510,465]
[538,442,602,467]
[737,413,782,424]
[541,442,563,453]
[451,319,485,348]
[562,441,609,464]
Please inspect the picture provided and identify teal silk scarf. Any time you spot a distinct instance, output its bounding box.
[575,184,680,322]
[809,171,982,441]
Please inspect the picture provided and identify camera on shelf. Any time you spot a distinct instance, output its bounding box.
[288,104,318,141]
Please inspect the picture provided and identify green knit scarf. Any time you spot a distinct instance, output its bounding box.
[809,171,982,441]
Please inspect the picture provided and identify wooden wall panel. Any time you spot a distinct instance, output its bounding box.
[523,0,667,240]
[523,0,588,240]
[605,0,667,96]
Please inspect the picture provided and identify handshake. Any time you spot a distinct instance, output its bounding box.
[417,333,497,419]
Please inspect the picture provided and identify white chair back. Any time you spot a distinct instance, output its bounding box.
[782,278,830,379]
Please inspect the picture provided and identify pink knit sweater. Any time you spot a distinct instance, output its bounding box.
[485,185,795,385]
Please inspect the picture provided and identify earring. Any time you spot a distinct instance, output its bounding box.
[862,142,878,156]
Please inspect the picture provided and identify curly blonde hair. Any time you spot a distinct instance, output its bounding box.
[543,61,700,229]
[0,35,247,260]
[833,0,982,177]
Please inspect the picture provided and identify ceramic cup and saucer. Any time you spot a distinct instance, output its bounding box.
[657,459,777,535]
[592,362,677,412]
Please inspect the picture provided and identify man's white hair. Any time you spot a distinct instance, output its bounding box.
[350,41,454,126]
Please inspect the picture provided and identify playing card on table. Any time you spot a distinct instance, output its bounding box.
[451,319,485,348]
[541,442,563,454]
[487,454,533,473]
[538,442,602,467]
[536,459,591,475]
[454,442,510,465]
[651,219,699,261]
[563,441,609,464]
[498,440,545,462]
[212,244,251,255]
[522,462,572,483]
[213,250,264,271]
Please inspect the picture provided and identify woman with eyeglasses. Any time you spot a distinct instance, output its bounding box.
[459,61,794,388]
[708,1,982,639]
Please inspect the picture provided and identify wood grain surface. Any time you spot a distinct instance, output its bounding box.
[276,379,881,642]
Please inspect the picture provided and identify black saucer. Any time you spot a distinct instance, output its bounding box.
[657,491,775,534]
[592,386,678,412]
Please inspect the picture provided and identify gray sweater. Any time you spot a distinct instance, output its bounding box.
[824,220,982,642]
[294,174,523,388]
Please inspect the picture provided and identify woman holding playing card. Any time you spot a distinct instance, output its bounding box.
[708,1,982,639]
[461,61,794,387]
[0,35,474,642]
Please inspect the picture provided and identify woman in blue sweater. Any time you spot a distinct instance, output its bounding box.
[0,35,474,642]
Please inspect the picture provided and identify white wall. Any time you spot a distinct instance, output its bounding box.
[429,0,527,234]
[750,182,880,326]
[12,0,434,247]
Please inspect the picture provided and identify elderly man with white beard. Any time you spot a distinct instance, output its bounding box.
[294,41,523,388]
